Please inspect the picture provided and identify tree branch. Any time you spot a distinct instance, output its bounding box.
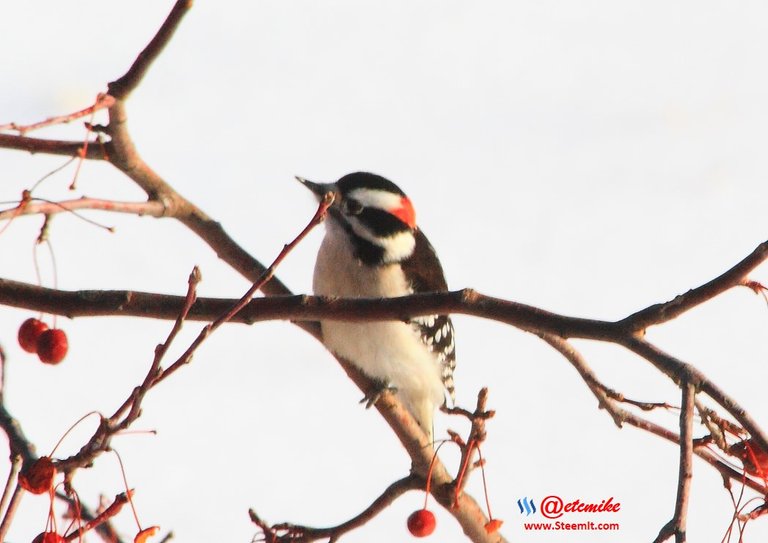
[250,475,422,543]
[2,2,767,540]
[107,0,193,100]
[0,134,105,159]
[541,334,768,494]
[620,241,768,331]
[0,198,166,222]
[623,336,768,461]
[0,94,115,135]
[654,382,695,543]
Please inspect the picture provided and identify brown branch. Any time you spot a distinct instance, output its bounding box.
[1,0,502,531]
[443,389,495,502]
[0,281,627,338]
[55,195,330,474]
[151,192,333,387]
[63,491,130,542]
[623,336,768,462]
[2,1,766,539]
[621,241,768,331]
[0,133,105,159]
[0,404,36,465]
[107,0,193,99]
[332,364,504,543]
[0,483,23,542]
[0,94,115,135]
[250,475,421,543]
[109,266,201,429]
[0,455,21,524]
[3,230,767,338]
[654,382,696,543]
[247,373,504,542]
[3,249,768,470]
[541,335,768,494]
[0,198,166,222]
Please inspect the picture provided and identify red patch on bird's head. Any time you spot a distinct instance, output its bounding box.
[392,196,416,228]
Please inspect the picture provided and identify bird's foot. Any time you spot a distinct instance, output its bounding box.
[360,380,398,409]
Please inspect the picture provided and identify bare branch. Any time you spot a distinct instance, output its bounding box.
[1,1,766,539]
[0,197,166,222]
[0,455,21,524]
[0,404,36,465]
[107,0,194,99]
[443,389,495,502]
[0,281,633,336]
[654,382,696,543]
[621,241,768,331]
[0,133,105,159]
[0,483,23,542]
[0,94,115,135]
[62,490,131,542]
[623,336,768,462]
[250,475,421,543]
[54,195,330,475]
[541,335,768,495]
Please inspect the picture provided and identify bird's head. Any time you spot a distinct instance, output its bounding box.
[297,172,417,265]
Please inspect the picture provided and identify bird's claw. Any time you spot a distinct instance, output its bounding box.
[360,381,398,409]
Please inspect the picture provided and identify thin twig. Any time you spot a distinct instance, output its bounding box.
[152,191,334,387]
[624,336,768,463]
[654,382,696,543]
[0,197,165,222]
[63,491,130,542]
[541,335,768,494]
[108,0,193,99]
[0,94,115,135]
[0,404,36,465]
[0,133,106,159]
[0,455,22,522]
[443,389,495,504]
[55,195,331,476]
[621,241,768,331]
[0,484,24,542]
[250,475,421,543]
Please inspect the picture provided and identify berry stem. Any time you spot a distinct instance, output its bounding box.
[112,449,142,531]
[424,440,448,509]
[476,446,494,520]
[49,411,101,457]
[453,439,475,506]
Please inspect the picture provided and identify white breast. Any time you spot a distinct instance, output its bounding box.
[313,221,445,434]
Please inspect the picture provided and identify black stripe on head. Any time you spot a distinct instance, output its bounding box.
[329,207,387,265]
[349,230,386,265]
[336,172,406,197]
[357,207,413,237]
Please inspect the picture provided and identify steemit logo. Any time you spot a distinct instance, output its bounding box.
[517,497,537,515]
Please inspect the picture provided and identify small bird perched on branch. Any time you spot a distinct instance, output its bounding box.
[298,172,456,443]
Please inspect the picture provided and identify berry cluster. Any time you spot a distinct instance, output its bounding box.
[18,318,68,364]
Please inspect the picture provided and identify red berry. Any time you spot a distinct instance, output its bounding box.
[18,318,49,353]
[407,509,436,537]
[135,526,160,543]
[484,518,503,534]
[18,456,56,494]
[731,438,768,477]
[31,532,65,543]
[36,329,68,364]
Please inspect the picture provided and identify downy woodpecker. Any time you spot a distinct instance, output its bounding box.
[299,172,455,441]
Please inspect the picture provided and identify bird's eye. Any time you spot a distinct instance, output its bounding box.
[343,198,364,215]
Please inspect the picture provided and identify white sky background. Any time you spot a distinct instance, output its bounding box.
[2,1,768,542]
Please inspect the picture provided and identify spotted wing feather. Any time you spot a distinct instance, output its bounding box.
[411,314,456,404]
[402,229,456,404]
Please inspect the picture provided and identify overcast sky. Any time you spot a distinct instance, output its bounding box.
[2,2,768,542]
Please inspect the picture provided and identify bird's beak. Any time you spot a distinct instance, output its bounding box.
[295,176,336,201]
